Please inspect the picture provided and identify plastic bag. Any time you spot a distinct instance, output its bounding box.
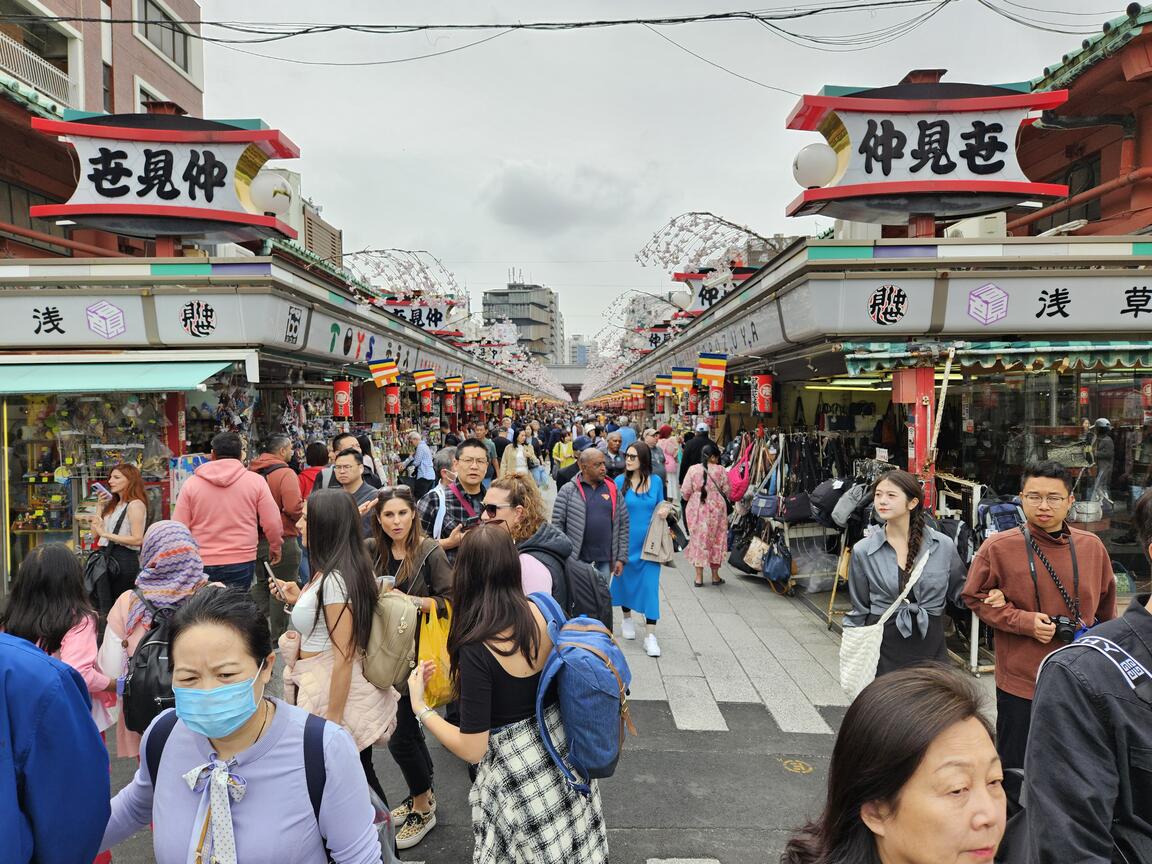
[418,602,453,709]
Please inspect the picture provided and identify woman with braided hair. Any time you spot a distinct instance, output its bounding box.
[843,470,968,677]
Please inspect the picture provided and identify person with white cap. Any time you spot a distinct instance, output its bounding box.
[678,421,714,487]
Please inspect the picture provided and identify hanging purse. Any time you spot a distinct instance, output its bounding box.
[761,540,793,588]
[838,550,930,699]
[743,533,771,571]
[780,492,812,524]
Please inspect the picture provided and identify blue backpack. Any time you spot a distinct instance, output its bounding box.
[529,592,637,795]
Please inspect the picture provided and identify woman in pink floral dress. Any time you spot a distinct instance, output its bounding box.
[680,443,730,587]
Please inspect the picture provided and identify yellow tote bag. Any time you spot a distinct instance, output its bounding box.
[418,602,453,709]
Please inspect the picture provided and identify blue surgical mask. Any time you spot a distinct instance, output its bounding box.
[174,661,265,739]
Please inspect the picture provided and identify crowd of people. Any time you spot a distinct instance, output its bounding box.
[5,406,1149,863]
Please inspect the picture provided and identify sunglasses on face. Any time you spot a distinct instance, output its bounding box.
[481,502,514,518]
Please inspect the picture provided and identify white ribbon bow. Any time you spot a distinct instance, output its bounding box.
[183,761,247,864]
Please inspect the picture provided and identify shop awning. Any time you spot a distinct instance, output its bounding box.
[842,341,1152,376]
[0,361,231,394]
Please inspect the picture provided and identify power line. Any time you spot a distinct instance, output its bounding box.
[217,28,514,66]
[641,23,800,96]
[974,0,1103,34]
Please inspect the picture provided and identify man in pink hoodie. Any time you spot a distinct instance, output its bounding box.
[172,431,283,591]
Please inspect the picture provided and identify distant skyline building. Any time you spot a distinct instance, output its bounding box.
[482,281,564,363]
[567,333,595,366]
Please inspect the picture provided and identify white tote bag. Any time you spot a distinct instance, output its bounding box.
[839,550,931,700]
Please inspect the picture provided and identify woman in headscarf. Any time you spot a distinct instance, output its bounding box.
[98,520,210,760]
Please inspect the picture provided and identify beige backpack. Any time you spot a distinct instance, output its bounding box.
[363,588,419,690]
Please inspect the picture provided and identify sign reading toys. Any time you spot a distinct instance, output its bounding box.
[786,73,1069,223]
[30,113,299,242]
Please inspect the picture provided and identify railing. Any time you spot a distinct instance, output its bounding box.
[0,29,72,107]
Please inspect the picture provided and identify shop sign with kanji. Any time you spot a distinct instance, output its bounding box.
[380,300,459,334]
[29,112,299,241]
[786,79,1069,223]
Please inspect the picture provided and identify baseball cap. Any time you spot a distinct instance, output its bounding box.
[695,422,709,432]
[573,435,592,452]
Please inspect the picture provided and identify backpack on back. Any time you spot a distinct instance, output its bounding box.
[122,590,177,733]
[363,589,419,690]
[530,548,613,631]
[530,592,636,795]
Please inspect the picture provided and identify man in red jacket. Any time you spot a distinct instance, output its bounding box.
[248,433,303,638]
[172,431,283,591]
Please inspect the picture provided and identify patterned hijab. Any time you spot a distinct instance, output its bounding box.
[125,520,208,634]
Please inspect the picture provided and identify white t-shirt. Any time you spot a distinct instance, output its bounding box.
[290,571,351,653]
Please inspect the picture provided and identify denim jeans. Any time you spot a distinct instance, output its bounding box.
[530,465,548,489]
[204,560,256,592]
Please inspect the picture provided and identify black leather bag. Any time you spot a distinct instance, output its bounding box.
[122,591,177,733]
[83,508,128,616]
[779,492,812,524]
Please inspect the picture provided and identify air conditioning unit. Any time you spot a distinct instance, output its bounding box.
[945,212,1006,239]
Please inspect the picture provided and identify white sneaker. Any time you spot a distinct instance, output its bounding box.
[644,633,661,657]
[621,617,636,640]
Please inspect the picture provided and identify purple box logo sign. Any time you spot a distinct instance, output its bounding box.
[86,300,126,339]
[968,282,1009,325]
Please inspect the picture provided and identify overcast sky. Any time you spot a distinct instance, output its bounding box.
[201,1,1101,346]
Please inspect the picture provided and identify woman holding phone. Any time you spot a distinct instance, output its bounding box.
[88,463,149,605]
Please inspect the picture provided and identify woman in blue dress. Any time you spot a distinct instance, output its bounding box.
[613,441,666,658]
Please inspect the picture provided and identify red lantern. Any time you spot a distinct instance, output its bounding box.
[384,384,401,416]
[332,381,352,418]
[419,389,435,414]
[708,385,725,415]
[753,374,774,415]
[686,388,699,413]
[445,392,458,414]
[464,393,474,414]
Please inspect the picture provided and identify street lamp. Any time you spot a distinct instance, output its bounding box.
[249,171,293,216]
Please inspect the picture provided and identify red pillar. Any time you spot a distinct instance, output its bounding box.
[892,367,935,509]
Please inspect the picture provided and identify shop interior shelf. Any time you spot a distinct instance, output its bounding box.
[11,528,73,535]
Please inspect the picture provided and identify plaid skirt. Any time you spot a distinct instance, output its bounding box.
[469,704,608,864]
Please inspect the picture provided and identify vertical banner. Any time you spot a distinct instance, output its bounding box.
[753,374,774,415]
[384,384,401,416]
[464,393,475,414]
[419,389,435,414]
[708,385,725,415]
[687,388,699,413]
[332,381,352,418]
[444,392,457,414]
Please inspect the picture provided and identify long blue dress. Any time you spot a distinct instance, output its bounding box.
[612,474,664,620]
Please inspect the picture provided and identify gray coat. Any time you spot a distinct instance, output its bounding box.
[552,476,630,565]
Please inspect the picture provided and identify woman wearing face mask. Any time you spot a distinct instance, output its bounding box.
[843,470,967,677]
[484,473,572,595]
[783,665,1006,864]
[268,490,397,808]
[100,589,382,864]
[366,485,452,851]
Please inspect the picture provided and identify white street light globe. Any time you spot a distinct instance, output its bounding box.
[446,305,470,325]
[669,289,693,311]
[249,171,293,216]
[792,143,839,189]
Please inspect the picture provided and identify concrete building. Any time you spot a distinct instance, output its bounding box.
[482,281,564,363]
[567,333,595,366]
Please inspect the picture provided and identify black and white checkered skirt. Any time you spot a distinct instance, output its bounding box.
[468,704,608,864]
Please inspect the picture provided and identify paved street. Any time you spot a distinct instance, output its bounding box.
[107,549,858,863]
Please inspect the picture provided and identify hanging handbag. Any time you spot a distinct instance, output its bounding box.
[779,492,812,524]
[83,507,129,616]
[727,438,755,501]
[838,550,931,699]
[761,540,793,588]
[743,533,771,571]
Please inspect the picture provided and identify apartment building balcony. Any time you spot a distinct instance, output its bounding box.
[0,22,74,108]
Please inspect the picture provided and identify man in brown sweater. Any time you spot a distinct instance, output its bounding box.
[962,460,1116,770]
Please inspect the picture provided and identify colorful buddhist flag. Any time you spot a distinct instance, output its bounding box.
[463,380,479,396]
[368,358,398,388]
[412,369,437,391]
[630,382,645,397]
[671,367,695,390]
[445,375,463,393]
[696,352,728,388]
[655,375,673,394]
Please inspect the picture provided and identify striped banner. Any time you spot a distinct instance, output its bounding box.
[630,382,645,396]
[444,376,463,393]
[368,358,398,388]
[412,368,437,391]
[655,375,673,394]
[671,366,695,390]
[696,352,728,388]
[463,380,479,396]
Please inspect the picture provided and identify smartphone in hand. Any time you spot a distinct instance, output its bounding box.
[264,561,284,599]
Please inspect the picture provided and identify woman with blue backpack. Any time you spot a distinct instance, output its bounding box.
[407,523,609,864]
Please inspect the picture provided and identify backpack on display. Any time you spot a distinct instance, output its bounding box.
[831,482,870,529]
[809,478,852,527]
[976,495,1025,542]
[363,590,419,690]
[936,516,977,567]
[530,592,636,796]
[122,590,177,733]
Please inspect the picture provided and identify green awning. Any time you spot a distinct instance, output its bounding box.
[0,361,231,395]
[842,341,1152,376]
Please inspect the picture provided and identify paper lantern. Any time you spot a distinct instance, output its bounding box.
[464,393,474,414]
[708,385,725,415]
[754,374,774,415]
[420,388,435,414]
[686,388,699,413]
[384,384,401,416]
[444,392,457,414]
[332,381,352,418]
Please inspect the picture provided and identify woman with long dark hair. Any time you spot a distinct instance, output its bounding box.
[367,485,452,851]
[782,666,1005,864]
[613,441,668,657]
[87,462,149,603]
[843,470,967,676]
[270,489,397,804]
[680,443,730,587]
[407,523,608,863]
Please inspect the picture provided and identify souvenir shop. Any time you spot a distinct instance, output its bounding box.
[0,253,534,591]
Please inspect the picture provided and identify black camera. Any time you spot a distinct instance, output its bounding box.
[1051,615,1076,644]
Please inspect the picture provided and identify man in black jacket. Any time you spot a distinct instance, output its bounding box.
[678,422,714,485]
[1023,491,1152,863]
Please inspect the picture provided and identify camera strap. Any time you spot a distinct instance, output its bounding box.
[1020,526,1081,624]
[1043,634,1152,705]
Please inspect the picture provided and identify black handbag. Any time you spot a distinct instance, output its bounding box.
[83,507,128,616]
[779,492,812,524]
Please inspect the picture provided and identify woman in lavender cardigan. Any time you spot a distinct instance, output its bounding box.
[100,589,381,864]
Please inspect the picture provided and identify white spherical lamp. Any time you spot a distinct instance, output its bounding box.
[249,171,293,216]
[669,289,693,311]
[792,143,839,189]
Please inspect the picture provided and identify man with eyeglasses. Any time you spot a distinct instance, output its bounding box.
[326,448,379,537]
[962,460,1117,770]
[417,438,487,562]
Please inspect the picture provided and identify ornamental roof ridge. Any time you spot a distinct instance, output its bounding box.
[1031,5,1152,92]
